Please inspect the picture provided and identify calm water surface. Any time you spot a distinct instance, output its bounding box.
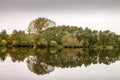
[0,47,120,80]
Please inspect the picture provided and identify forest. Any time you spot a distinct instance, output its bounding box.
[0,17,120,49]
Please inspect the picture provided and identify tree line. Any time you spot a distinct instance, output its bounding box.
[0,17,120,49]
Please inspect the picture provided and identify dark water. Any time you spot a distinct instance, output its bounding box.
[0,47,120,80]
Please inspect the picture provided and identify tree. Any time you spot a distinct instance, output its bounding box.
[0,30,7,40]
[12,30,30,46]
[62,33,80,47]
[0,30,8,46]
[28,17,56,33]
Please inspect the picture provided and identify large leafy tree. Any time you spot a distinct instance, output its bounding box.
[28,17,56,33]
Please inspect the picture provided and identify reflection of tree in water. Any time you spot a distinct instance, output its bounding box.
[8,47,34,62]
[0,47,7,61]
[0,47,120,75]
[34,48,120,68]
[99,49,120,65]
[27,56,55,75]
[35,48,90,67]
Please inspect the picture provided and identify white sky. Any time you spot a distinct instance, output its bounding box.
[0,0,120,34]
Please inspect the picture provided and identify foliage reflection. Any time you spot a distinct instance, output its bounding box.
[0,47,120,75]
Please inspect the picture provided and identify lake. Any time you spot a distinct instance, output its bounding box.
[0,47,120,80]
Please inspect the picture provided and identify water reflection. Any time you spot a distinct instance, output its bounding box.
[27,56,55,75]
[0,47,120,75]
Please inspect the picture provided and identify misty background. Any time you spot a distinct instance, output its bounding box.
[0,0,120,34]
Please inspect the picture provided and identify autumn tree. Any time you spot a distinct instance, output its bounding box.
[28,17,56,33]
[62,33,80,47]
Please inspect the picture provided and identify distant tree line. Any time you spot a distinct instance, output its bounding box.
[0,17,120,49]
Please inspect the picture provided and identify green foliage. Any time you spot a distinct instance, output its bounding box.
[1,39,7,46]
[0,47,7,53]
[50,40,57,47]
[0,30,7,40]
[84,39,89,47]
[11,30,31,46]
[39,39,47,47]
[49,48,57,54]
[79,40,84,46]
[0,17,120,48]
[106,46,113,50]
[12,40,19,46]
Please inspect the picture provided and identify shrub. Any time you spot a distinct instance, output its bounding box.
[1,39,7,46]
[50,40,57,47]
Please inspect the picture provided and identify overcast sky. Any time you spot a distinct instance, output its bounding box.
[0,0,120,34]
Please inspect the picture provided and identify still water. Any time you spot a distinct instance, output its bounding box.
[0,47,120,80]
